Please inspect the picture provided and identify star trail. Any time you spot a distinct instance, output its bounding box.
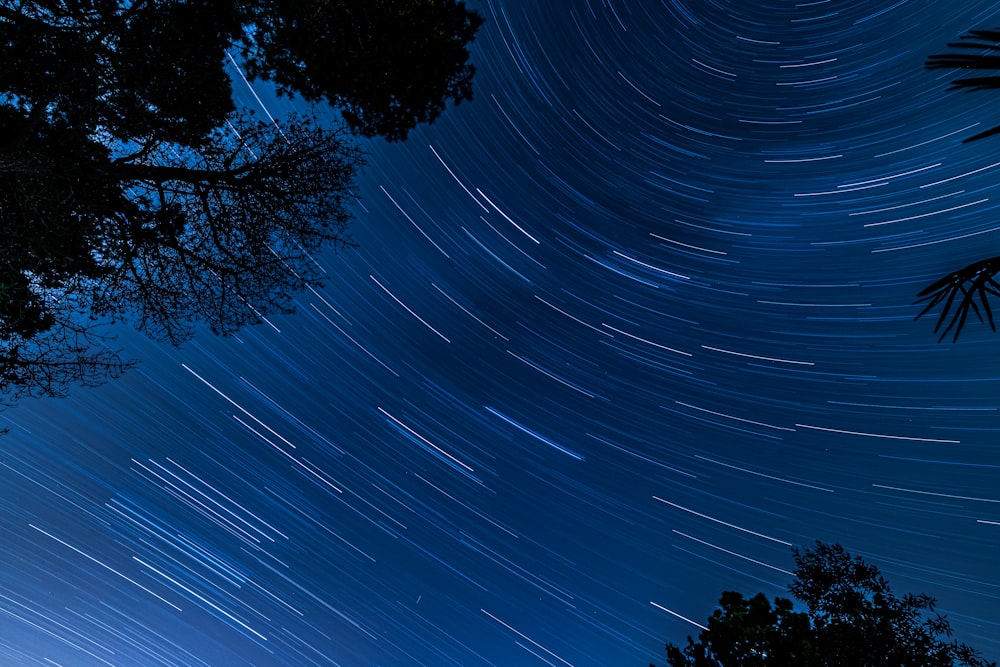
[3,0,1000,665]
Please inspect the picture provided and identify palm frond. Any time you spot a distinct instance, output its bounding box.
[916,256,1000,341]
[964,123,1000,142]
[927,28,1000,140]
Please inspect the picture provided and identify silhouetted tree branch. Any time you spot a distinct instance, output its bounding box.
[916,256,1000,342]
[927,29,1000,141]
[0,0,482,400]
[917,29,1000,338]
[93,114,362,344]
[0,300,132,401]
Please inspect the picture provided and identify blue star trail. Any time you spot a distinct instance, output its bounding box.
[3,0,1000,664]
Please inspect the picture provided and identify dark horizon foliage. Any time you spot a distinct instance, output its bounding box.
[656,542,995,667]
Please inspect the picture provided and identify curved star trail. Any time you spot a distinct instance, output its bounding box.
[3,1,1000,665]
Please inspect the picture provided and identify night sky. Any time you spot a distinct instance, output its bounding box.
[4,0,1000,664]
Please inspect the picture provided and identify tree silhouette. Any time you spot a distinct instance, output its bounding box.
[241,0,484,141]
[93,114,361,345]
[657,542,994,667]
[917,29,1000,340]
[0,1,482,399]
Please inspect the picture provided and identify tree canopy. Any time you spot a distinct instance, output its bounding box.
[243,0,484,141]
[657,542,995,667]
[0,0,483,399]
[917,28,1000,340]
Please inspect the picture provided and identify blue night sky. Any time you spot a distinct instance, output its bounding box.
[3,1,1000,665]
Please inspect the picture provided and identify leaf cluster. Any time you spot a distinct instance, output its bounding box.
[658,543,995,667]
[927,29,1000,142]
[241,0,485,141]
[915,256,1000,342]
[917,28,1000,340]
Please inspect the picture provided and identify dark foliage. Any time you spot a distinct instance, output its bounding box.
[241,0,484,141]
[663,592,816,667]
[109,0,243,146]
[915,256,1000,342]
[657,542,995,667]
[927,29,1000,142]
[917,28,1000,338]
[0,1,481,399]
[94,113,361,345]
